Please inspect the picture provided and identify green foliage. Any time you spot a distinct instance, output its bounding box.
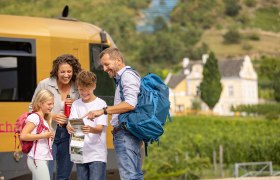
[187,43,209,60]
[252,7,280,32]
[171,0,221,29]
[0,0,279,76]
[223,29,241,44]
[200,52,222,110]
[244,0,256,7]
[223,0,240,17]
[258,56,280,102]
[231,103,280,120]
[246,33,260,41]
[191,98,202,111]
[273,71,280,102]
[144,116,280,179]
[242,43,253,51]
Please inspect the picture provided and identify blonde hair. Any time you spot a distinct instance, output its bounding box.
[32,89,54,125]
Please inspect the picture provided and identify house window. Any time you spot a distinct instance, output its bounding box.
[196,86,200,96]
[228,85,234,96]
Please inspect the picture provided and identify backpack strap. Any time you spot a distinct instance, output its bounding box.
[118,67,140,101]
[31,112,50,167]
[144,142,148,157]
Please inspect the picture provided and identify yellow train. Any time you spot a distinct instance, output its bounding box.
[0,13,118,179]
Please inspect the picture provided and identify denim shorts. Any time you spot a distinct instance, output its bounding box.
[113,129,143,180]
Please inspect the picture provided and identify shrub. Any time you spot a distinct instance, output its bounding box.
[223,29,241,44]
[247,33,260,41]
[224,0,240,17]
[242,43,253,51]
[244,0,256,7]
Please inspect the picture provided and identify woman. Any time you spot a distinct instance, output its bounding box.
[31,54,82,180]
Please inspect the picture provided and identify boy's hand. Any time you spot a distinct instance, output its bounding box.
[66,124,75,134]
[82,125,92,134]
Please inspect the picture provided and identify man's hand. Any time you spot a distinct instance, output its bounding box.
[83,109,103,120]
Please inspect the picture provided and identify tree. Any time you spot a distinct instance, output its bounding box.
[259,56,280,102]
[224,0,240,17]
[200,52,222,110]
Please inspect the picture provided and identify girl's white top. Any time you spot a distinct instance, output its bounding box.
[26,113,53,160]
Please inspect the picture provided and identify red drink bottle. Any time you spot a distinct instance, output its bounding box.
[64,94,71,118]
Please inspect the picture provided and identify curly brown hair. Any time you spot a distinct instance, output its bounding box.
[76,70,97,88]
[50,54,82,82]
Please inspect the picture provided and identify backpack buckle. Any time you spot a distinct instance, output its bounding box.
[120,122,127,131]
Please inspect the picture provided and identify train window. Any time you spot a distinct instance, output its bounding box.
[90,44,115,105]
[0,38,36,102]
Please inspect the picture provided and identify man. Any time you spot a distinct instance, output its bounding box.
[86,47,143,180]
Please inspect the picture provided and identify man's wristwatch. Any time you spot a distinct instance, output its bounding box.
[103,107,108,115]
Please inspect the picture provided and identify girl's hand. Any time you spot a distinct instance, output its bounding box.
[66,124,75,134]
[43,131,54,139]
[82,125,92,134]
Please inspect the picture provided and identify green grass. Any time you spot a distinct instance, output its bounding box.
[199,29,280,58]
[252,7,280,33]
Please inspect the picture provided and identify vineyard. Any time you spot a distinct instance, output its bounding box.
[143,116,280,179]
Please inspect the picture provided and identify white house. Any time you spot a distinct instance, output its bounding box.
[165,55,258,115]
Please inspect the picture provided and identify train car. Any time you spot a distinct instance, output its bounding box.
[0,12,118,179]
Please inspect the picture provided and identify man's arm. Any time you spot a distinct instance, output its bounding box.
[85,101,135,120]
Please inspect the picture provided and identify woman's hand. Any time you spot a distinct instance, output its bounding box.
[65,97,74,106]
[55,112,68,125]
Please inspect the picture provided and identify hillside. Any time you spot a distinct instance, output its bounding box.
[0,0,279,74]
[199,29,280,59]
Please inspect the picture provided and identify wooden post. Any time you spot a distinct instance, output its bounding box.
[219,145,224,178]
[213,149,217,177]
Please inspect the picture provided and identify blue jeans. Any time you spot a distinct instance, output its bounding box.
[113,129,143,180]
[76,161,106,180]
[49,126,73,180]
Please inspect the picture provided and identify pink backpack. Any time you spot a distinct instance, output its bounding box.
[15,112,50,157]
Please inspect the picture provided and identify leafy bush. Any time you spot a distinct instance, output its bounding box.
[231,103,280,120]
[242,43,253,51]
[224,0,240,16]
[244,0,256,7]
[223,29,241,44]
[247,33,260,41]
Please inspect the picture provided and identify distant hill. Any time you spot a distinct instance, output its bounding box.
[0,0,279,74]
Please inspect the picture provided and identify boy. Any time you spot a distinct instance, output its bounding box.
[67,70,108,180]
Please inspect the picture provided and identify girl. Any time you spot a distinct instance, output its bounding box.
[20,89,54,180]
